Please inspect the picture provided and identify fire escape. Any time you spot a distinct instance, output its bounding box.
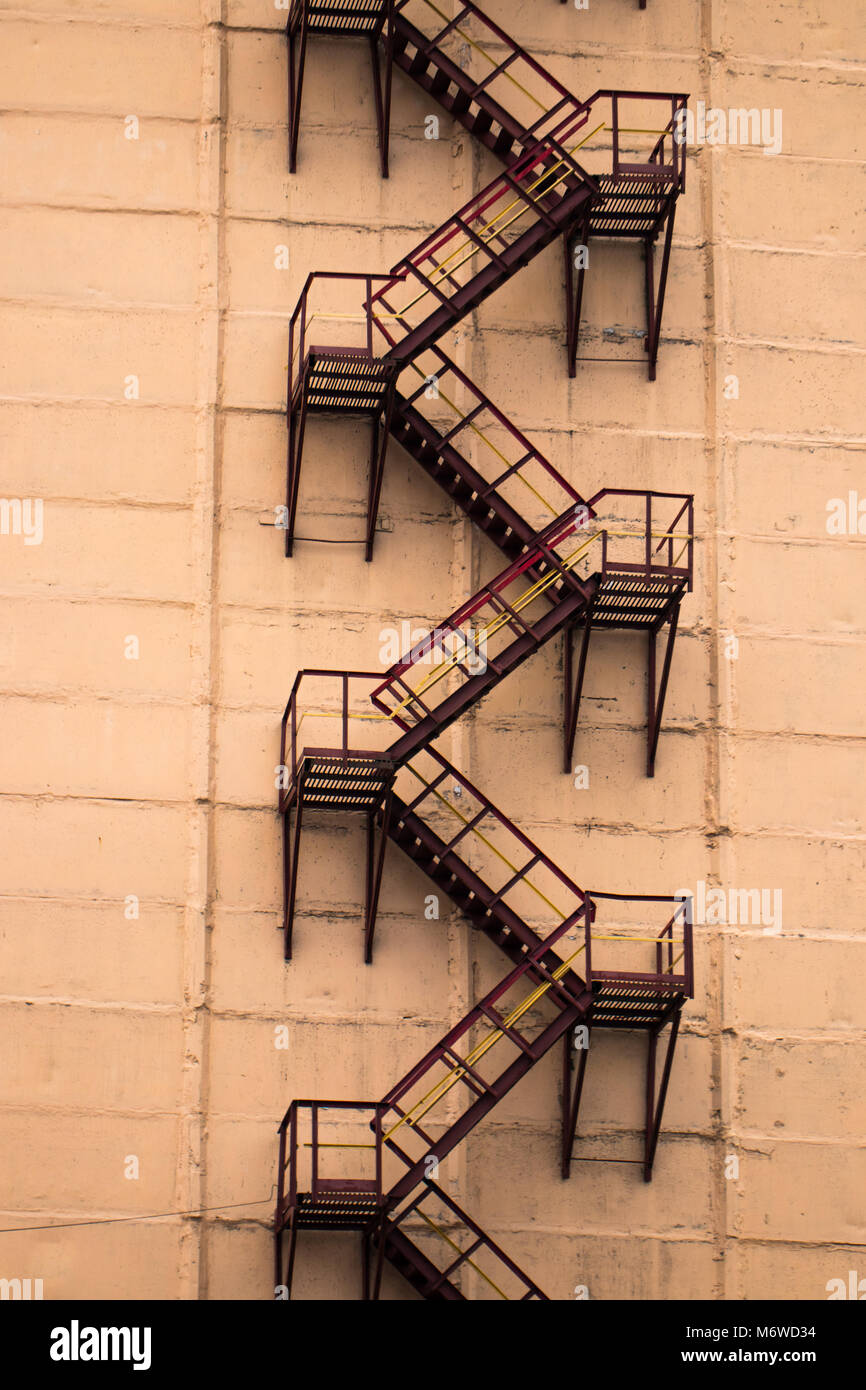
[274,0,694,1300]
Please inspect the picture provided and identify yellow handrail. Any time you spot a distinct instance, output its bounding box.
[403,760,567,917]
[385,941,586,1139]
[402,358,561,516]
[415,1208,510,1299]
[393,155,573,319]
[414,0,547,114]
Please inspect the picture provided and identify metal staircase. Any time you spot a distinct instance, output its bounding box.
[287,0,686,377]
[273,1,695,1300]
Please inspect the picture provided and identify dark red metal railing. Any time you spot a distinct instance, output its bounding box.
[583,892,694,995]
[604,90,687,191]
[279,669,387,810]
[393,0,587,145]
[392,345,588,522]
[277,1099,387,1225]
[364,119,598,362]
[288,271,404,411]
[385,1180,548,1299]
[393,742,590,924]
[587,488,694,589]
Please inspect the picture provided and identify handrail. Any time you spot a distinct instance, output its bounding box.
[288,270,407,412]
[380,902,591,1133]
[394,0,580,115]
[388,1179,547,1299]
[279,669,388,810]
[279,492,695,801]
[276,1099,388,1217]
[393,2,687,188]
[394,347,589,519]
[401,744,589,912]
[583,892,694,993]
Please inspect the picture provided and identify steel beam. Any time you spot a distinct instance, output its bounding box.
[644,1006,682,1181]
[561,1023,592,1179]
[282,800,304,961]
[364,792,393,963]
[563,614,594,775]
[644,199,676,380]
[646,597,681,777]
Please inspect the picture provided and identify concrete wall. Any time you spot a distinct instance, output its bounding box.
[0,0,863,1300]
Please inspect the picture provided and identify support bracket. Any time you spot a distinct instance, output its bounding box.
[365,380,397,563]
[563,612,594,776]
[287,13,308,175]
[282,795,304,961]
[368,21,394,180]
[362,1214,388,1300]
[288,7,394,177]
[561,1022,593,1179]
[364,791,393,962]
[285,385,308,559]
[275,1207,300,1300]
[643,198,676,381]
[563,214,591,380]
[646,595,681,778]
[644,1004,682,1181]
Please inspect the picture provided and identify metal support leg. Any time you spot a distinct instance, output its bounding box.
[644,1008,681,1181]
[364,792,392,964]
[561,1025,592,1179]
[369,25,393,179]
[370,1214,387,1300]
[287,15,308,174]
[285,389,308,558]
[646,600,680,778]
[564,220,590,379]
[644,201,676,381]
[563,618,593,774]
[365,383,395,563]
[274,1227,283,1294]
[282,799,304,961]
[277,1208,299,1298]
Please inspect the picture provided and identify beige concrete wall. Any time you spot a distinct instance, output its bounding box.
[0,0,863,1300]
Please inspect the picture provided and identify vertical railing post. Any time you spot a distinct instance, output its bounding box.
[289,1104,298,1208]
[290,690,297,784]
[687,496,694,590]
[374,1105,383,1205]
[342,673,349,762]
[299,281,307,371]
[280,711,287,808]
[611,93,619,179]
[311,1103,319,1202]
[276,1121,287,1222]
[685,901,694,995]
[288,315,294,422]
[645,493,652,578]
[583,896,593,985]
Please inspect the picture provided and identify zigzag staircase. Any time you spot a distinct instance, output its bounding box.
[287,0,686,377]
[275,0,694,1300]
